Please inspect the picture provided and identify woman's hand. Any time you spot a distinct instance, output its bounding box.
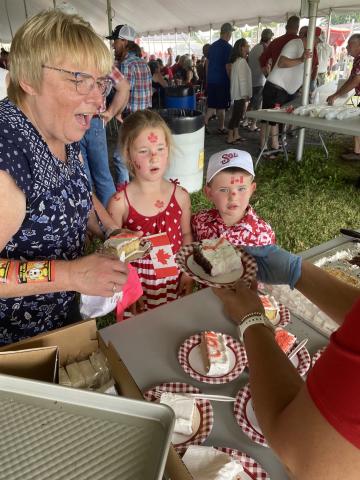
[129,296,145,315]
[178,273,194,296]
[70,253,128,297]
[213,281,264,325]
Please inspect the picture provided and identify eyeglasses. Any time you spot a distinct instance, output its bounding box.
[42,65,113,96]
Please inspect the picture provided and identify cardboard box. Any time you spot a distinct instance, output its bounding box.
[0,346,58,383]
[0,320,193,480]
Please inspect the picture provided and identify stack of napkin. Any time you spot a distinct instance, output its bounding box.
[182,445,244,479]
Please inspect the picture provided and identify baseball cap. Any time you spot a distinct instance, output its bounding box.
[220,22,236,34]
[206,149,255,184]
[106,24,136,41]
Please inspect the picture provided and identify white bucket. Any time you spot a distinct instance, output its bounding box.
[165,127,205,193]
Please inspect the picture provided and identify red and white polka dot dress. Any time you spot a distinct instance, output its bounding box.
[123,182,183,312]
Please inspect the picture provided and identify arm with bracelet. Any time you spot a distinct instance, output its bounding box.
[214,245,360,479]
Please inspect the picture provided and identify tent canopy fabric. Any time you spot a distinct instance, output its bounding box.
[1,0,360,43]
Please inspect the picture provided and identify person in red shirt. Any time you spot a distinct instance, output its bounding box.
[215,245,360,479]
[327,33,360,161]
[260,16,300,74]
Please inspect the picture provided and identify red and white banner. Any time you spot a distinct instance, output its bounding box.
[147,232,179,279]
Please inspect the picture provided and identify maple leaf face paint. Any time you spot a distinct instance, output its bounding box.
[129,127,168,180]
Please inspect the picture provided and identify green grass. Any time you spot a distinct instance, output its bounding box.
[191,141,360,253]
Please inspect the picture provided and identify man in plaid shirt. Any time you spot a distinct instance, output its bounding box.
[107,24,152,186]
[79,64,129,207]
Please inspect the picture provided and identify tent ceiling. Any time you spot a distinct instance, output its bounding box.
[1,0,360,43]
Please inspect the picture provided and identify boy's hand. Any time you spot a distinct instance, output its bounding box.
[179,273,194,296]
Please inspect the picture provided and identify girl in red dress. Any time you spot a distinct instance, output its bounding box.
[107,110,193,314]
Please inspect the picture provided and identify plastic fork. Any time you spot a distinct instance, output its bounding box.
[152,390,236,402]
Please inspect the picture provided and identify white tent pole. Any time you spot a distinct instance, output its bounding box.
[296,0,319,162]
[147,32,150,59]
[188,27,191,54]
[106,0,112,37]
[161,31,164,56]
[210,24,212,44]
[23,0,28,19]
[257,17,261,43]
[326,8,332,43]
[175,29,178,57]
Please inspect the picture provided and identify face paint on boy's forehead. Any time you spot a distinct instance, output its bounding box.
[148,132,158,143]
[230,176,244,185]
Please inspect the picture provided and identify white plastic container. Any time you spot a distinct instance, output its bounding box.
[159,109,205,193]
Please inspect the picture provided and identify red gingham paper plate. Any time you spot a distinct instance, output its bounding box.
[143,382,213,449]
[178,333,247,384]
[311,346,327,367]
[178,446,270,479]
[175,243,257,289]
[234,384,268,447]
[289,343,311,377]
[274,303,291,328]
[217,447,270,479]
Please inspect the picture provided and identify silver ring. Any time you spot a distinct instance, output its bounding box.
[112,283,116,293]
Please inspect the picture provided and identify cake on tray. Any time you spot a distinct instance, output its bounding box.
[201,331,230,376]
[193,238,243,277]
[275,328,296,354]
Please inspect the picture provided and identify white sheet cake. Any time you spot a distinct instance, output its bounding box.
[201,331,230,376]
[193,238,243,277]
[160,392,195,436]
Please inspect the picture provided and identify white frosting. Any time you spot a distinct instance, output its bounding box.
[160,392,195,435]
[200,239,243,277]
[182,445,244,480]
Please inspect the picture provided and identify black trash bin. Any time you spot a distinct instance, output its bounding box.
[164,86,196,110]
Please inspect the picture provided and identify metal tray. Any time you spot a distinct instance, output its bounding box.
[0,374,174,480]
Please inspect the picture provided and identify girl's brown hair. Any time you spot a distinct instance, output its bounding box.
[120,110,172,176]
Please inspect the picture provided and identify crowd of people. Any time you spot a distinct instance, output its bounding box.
[0,9,359,480]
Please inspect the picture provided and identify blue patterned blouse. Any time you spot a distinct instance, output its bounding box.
[0,99,92,345]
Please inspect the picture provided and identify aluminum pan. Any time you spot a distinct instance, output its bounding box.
[0,374,174,480]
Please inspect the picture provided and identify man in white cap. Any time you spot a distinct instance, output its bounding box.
[191,149,275,246]
[107,24,152,186]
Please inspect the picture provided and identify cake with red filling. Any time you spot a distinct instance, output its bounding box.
[201,331,230,376]
[103,231,140,260]
[260,294,279,324]
[193,238,243,277]
[275,328,296,354]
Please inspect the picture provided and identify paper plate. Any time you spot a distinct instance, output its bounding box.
[178,446,270,479]
[143,382,213,449]
[175,243,257,289]
[217,448,270,479]
[234,384,268,447]
[311,346,327,367]
[272,303,291,328]
[178,333,247,384]
[289,342,311,377]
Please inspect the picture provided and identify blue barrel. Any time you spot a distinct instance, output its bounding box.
[164,86,196,110]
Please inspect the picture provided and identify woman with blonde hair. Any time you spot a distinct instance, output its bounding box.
[0,10,129,345]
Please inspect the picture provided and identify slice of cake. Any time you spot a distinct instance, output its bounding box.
[275,328,296,354]
[160,392,195,436]
[103,231,140,261]
[260,294,279,324]
[182,445,244,480]
[201,331,230,376]
[193,238,243,277]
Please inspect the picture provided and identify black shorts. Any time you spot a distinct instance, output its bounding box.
[207,83,231,109]
[249,85,263,110]
[262,81,296,125]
